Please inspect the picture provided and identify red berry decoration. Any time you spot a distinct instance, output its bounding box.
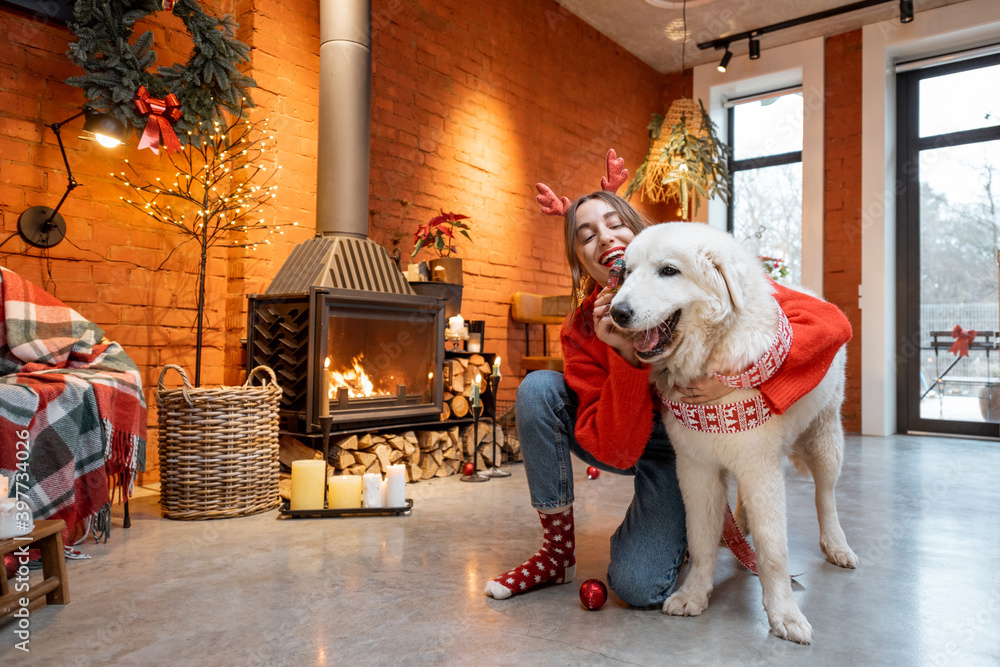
[579,578,608,610]
[462,462,475,476]
[586,466,600,480]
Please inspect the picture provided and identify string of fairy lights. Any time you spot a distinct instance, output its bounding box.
[111,101,296,253]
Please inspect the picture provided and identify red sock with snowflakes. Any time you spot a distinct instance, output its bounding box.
[484,506,576,599]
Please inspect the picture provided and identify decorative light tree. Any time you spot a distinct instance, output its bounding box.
[113,108,292,385]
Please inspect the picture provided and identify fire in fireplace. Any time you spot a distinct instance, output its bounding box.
[247,286,445,435]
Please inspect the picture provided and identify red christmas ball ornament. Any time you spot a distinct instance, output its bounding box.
[462,462,475,476]
[579,578,608,610]
[586,466,600,480]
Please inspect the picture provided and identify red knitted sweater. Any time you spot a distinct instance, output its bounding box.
[560,281,852,469]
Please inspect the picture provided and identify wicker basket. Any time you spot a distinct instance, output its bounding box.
[156,364,282,520]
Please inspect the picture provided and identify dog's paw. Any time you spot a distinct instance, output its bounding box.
[821,541,859,569]
[768,608,813,645]
[662,589,710,616]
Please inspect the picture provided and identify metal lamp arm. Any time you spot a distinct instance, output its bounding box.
[43,111,87,225]
[16,108,94,249]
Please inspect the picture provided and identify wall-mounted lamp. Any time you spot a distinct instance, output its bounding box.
[899,0,914,23]
[716,48,732,72]
[18,108,127,248]
[748,37,761,60]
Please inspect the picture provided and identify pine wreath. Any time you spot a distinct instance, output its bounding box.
[66,0,257,148]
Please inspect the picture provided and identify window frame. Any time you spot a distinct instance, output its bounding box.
[725,90,805,237]
[693,36,825,295]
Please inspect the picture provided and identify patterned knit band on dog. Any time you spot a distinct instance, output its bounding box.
[712,302,792,389]
[662,394,772,433]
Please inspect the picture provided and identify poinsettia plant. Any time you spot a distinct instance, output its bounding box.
[411,211,472,258]
[759,255,790,280]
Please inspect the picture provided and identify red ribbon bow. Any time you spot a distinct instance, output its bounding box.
[133,86,183,155]
[948,325,977,358]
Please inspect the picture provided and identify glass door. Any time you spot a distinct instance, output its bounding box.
[896,53,1000,437]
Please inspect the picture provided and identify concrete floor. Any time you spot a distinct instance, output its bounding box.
[2,433,998,665]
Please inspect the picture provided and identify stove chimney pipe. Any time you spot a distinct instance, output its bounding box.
[265,0,411,294]
[317,0,371,239]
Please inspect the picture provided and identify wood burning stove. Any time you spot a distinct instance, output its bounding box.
[246,0,451,438]
[247,286,445,435]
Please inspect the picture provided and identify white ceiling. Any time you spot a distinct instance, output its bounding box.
[555,0,972,73]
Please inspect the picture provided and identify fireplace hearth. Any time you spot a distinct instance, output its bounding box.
[247,286,445,435]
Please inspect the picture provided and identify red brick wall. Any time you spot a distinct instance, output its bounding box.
[0,1,869,478]
[823,30,864,432]
[365,0,675,396]
[0,0,674,479]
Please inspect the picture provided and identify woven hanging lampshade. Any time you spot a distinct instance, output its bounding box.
[636,98,705,205]
[628,97,730,218]
[662,98,706,134]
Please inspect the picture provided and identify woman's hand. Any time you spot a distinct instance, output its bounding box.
[676,376,736,404]
[593,288,640,367]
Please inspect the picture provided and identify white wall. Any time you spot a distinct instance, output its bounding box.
[861,0,1000,435]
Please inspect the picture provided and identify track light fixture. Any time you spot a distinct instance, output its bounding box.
[899,0,914,23]
[698,0,916,71]
[18,108,127,248]
[717,48,732,72]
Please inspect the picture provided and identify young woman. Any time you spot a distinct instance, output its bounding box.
[484,189,852,607]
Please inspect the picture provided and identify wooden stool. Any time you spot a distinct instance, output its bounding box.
[1,520,70,618]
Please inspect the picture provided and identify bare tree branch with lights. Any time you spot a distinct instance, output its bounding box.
[113,106,294,385]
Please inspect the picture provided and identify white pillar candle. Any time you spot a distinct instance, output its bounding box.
[363,473,383,508]
[385,464,406,507]
[328,475,363,509]
[0,498,33,538]
[290,460,326,510]
[448,314,464,334]
[320,357,331,418]
[492,356,501,380]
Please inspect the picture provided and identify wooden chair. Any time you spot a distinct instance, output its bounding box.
[510,292,572,374]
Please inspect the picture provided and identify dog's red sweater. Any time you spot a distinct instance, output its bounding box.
[560,281,852,469]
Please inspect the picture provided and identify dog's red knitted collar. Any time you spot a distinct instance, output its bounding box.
[662,394,772,433]
[661,301,791,433]
[712,303,792,388]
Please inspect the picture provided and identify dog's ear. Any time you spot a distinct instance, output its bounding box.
[706,247,745,314]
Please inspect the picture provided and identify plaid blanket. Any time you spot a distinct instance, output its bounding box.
[0,267,146,541]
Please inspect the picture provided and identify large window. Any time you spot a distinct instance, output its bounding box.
[896,52,1000,437]
[727,90,804,283]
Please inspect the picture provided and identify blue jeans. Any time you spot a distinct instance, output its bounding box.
[514,370,688,607]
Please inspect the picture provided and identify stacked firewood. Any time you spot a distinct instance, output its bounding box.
[440,354,493,420]
[278,420,521,498]
[463,420,519,470]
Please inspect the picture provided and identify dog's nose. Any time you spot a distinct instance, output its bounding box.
[610,303,633,327]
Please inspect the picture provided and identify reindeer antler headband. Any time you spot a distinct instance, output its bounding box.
[535,149,629,216]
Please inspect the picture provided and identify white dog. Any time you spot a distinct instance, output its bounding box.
[609,222,857,645]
